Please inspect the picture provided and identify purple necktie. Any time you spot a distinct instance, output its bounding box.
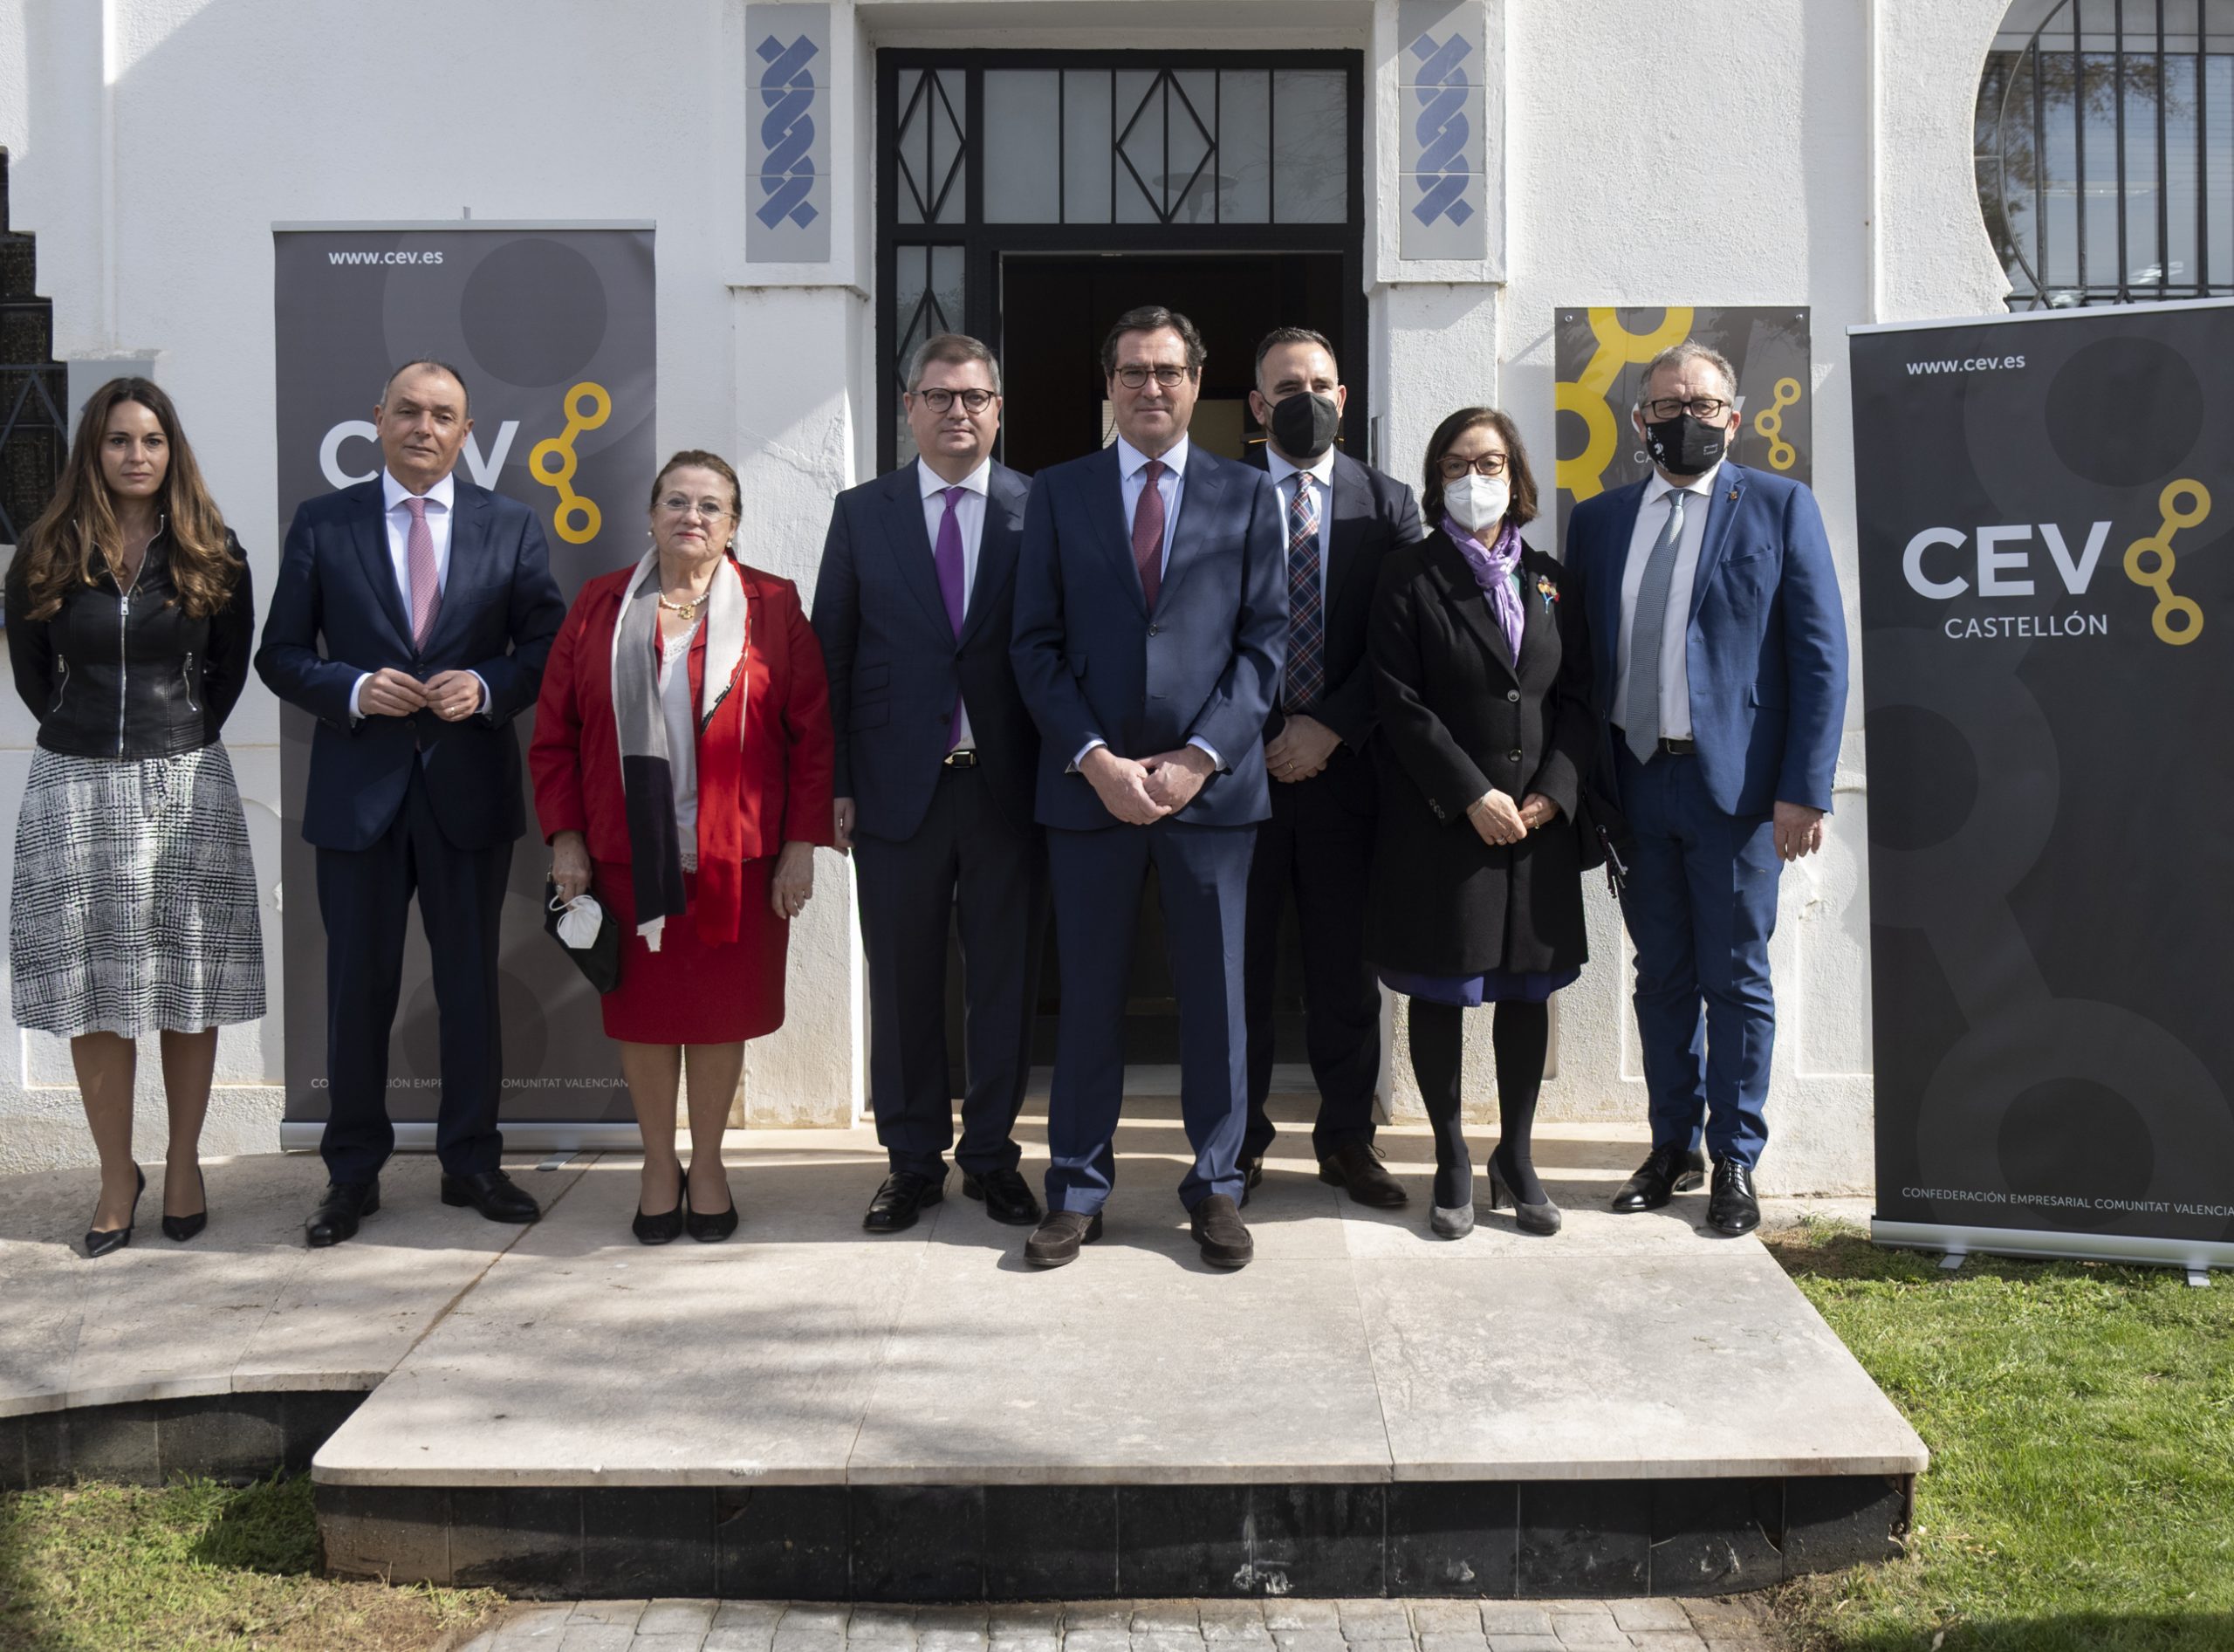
[934,486,968,751]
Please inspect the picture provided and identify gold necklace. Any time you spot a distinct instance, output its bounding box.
[658,588,709,620]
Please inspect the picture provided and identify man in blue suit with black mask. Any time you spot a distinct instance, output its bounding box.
[1565,340,1847,1237]
[1011,305,1286,1270]
[257,360,565,1248]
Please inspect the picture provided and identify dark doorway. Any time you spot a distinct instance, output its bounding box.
[998,251,1352,473]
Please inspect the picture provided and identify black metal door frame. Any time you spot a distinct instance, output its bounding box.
[875,48,1368,474]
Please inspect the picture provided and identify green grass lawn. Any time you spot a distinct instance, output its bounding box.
[1767,1220,2234,1652]
[0,1474,497,1652]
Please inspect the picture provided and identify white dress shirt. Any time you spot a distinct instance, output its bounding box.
[1072,434,1222,772]
[1614,463,1722,743]
[1264,445,1336,606]
[917,455,990,751]
[349,469,486,720]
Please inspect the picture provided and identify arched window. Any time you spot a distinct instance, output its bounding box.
[1978,0,2234,307]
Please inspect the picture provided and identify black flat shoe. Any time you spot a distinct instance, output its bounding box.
[1189,1193,1254,1269]
[306,1178,380,1248]
[1319,1141,1409,1209]
[1487,1148,1561,1237]
[684,1165,737,1243]
[1024,1209,1102,1267]
[962,1167,1043,1226]
[633,1199,685,1245]
[1706,1159,1762,1237]
[440,1169,540,1224]
[161,1162,208,1244]
[86,1167,144,1258]
[863,1170,944,1233]
[1610,1143,1708,1214]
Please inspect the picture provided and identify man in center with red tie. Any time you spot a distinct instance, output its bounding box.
[1010,305,1287,1269]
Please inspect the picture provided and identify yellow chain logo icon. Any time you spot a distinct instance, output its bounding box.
[2123,478,2207,646]
[1554,307,1695,502]
[1754,377,1802,472]
[530,382,612,545]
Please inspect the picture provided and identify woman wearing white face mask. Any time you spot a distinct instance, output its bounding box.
[1364,408,1595,1239]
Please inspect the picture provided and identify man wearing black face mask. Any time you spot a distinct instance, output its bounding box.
[1238,327,1424,1206]
[1564,340,1848,1237]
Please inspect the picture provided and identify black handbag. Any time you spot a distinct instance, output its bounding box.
[544,881,622,994]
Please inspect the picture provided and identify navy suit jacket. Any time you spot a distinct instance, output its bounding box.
[1011,442,1287,831]
[1243,446,1424,751]
[811,460,1040,840]
[255,476,566,853]
[1564,462,1847,818]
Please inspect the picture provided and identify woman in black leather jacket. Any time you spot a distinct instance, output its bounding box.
[6,378,264,1255]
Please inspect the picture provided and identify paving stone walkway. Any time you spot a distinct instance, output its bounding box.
[464,1599,1790,1652]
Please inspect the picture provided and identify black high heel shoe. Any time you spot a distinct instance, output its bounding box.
[86,1168,145,1258]
[683,1163,738,1244]
[1487,1145,1562,1237]
[633,1163,686,1245]
[161,1162,208,1243]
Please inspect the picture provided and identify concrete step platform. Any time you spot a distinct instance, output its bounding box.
[302,1110,1922,1601]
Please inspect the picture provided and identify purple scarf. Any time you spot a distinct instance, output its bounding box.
[1443,516,1527,661]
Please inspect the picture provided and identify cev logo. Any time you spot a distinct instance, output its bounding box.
[318,420,517,490]
[530,382,613,545]
[2123,479,2207,646]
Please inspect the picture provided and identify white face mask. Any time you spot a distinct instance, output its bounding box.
[1444,473,1510,534]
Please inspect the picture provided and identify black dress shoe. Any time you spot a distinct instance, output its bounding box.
[1609,1143,1709,1214]
[440,1169,541,1224]
[1024,1209,1101,1267]
[1707,1159,1762,1236]
[863,1170,944,1233]
[1318,1141,1409,1209]
[306,1178,379,1248]
[86,1167,145,1258]
[1237,1156,1263,1209]
[1189,1193,1254,1269]
[161,1162,208,1244]
[963,1167,1043,1226]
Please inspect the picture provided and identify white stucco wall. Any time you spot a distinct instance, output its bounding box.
[0,0,2011,1192]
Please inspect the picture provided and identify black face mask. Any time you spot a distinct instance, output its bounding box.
[1270,392,1340,461]
[1641,413,1727,476]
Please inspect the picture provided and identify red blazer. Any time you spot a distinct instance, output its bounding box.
[530,560,836,864]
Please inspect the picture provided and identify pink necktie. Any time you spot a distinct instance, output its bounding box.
[404,495,441,648]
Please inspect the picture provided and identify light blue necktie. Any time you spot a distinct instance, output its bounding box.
[1623,490,1687,764]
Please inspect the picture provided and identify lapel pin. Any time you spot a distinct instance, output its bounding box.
[1727,487,1738,502]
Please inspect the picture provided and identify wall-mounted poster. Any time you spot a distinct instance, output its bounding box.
[1552,305,1812,546]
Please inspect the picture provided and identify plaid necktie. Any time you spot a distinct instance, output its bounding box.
[1283,476,1324,709]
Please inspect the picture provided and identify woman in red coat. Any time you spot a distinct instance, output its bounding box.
[531,449,836,1244]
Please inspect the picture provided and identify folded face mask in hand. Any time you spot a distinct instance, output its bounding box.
[550,892,607,950]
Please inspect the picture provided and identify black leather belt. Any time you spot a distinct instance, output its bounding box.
[942,750,979,769]
[1614,727,1696,757]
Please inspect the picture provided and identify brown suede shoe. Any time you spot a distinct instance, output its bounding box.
[1189,1194,1254,1269]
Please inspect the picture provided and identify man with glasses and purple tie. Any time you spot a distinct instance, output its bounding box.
[1563,340,1847,1237]
[1010,305,1286,1270]
[811,334,1046,1235]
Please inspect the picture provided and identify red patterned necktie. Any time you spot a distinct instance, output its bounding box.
[1132,459,1166,611]
[404,495,441,648]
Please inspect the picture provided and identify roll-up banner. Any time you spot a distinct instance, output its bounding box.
[1852,299,2234,1272]
[271,223,656,1151]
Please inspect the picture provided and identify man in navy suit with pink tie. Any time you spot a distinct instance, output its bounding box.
[1010,306,1287,1270]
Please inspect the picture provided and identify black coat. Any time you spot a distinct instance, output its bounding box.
[7,525,255,758]
[1365,530,1596,977]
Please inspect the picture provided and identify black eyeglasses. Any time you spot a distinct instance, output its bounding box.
[1436,453,1510,480]
[1641,396,1730,422]
[913,387,997,414]
[1113,365,1192,389]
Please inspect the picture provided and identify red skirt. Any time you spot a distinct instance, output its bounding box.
[591,858,789,1045]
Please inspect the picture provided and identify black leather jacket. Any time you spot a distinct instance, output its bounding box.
[6,524,256,758]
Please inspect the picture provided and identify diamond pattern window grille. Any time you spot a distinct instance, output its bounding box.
[1116,72,1219,225]
[896,69,969,225]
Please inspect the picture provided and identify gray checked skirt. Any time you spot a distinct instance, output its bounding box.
[10,743,267,1039]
